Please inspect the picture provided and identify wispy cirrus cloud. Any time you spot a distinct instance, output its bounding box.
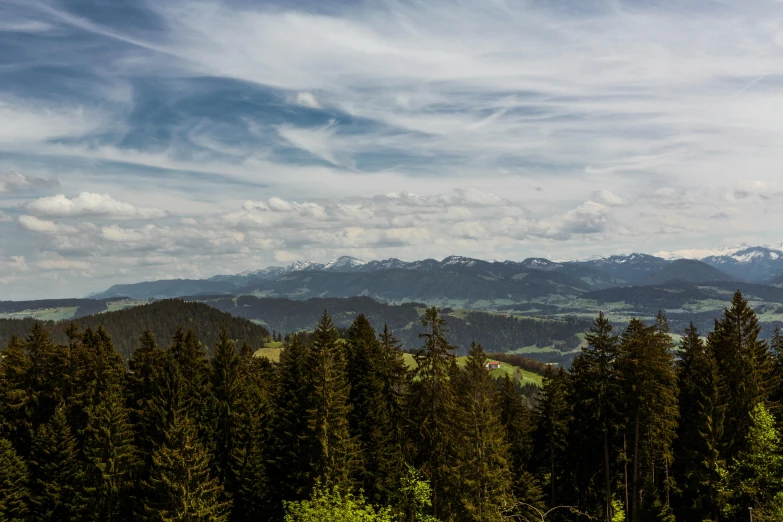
[4,0,783,297]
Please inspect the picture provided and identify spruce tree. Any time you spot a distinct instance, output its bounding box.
[449,342,513,521]
[568,311,620,521]
[0,335,31,452]
[0,437,28,522]
[143,411,229,522]
[672,323,726,521]
[126,330,165,472]
[406,306,458,520]
[533,366,571,510]
[83,389,138,521]
[302,311,356,491]
[709,291,775,462]
[209,328,244,498]
[28,404,86,521]
[499,374,543,519]
[617,316,678,522]
[345,315,406,505]
[267,335,313,514]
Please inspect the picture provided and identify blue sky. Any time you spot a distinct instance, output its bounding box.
[2,0,783,299]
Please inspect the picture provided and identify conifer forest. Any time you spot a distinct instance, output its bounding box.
[1,290,782,522]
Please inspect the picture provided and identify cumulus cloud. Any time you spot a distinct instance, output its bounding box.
[18,215,78,235]
[25,193,168,219]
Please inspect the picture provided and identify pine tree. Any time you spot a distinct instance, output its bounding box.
[406,306,458,520]
[499,374,543,519]
[209,328,244,498]
[728,403,783,521]
[126,330,166,469]
[617,316,678,522]
[167,327,212,437]
[143,411,230,522]
[449,342,513,521]
[0,437,28,522]
[709,291,775,462]
[672,323,726,521]
[232,346,275,521]
[345,315,406,505]
[533,366,571,510]
[0,335,31,452]
[28,404,86,521]
[302,311,356,491]
[267,335,313,515]
[568,312,620,521]
[83,389,138,521]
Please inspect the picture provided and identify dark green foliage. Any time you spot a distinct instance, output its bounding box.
[672,324,726,521]
[346,315,407,505]
[568,311,620,520]
[83,389,137,521]
[533,366,572,509]
[407,306,459,519]
[709,291,775,462]
[267,335,312,514]
[1,291,781,522]
[0,299,269,360]
[143,411,229,522]
[302,311,356,490]
[617,315,678,522]
[0,438,28,521]
[28,405,86,521]
[449,342,513,521]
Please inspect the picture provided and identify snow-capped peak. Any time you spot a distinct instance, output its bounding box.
[323,256,367,270]
[654,243,750,261]
[442,255,477,266]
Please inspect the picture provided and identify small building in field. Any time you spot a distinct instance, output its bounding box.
[485,360,501,370]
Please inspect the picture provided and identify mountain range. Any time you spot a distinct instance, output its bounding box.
[91,245,783,304]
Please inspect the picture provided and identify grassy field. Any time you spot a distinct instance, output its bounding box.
[254,341,283,362]
[403,353,542,386]
[0,307,79,321]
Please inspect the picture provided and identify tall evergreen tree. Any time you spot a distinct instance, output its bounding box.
[302,311,356,490]
[209,328,244,498]
[126,330,166,473]
[0,335,31,453]
[406,306,458,520]
[533,366,571,510]
[449,342,513,521]
[672,323,726,521]
[28,404,86,521]
[0,437,28,522]
[617,316,678,522]
[83,389,138,521]
[499,374,543,519]
[143,411,229,522]
[568,311,620,521]
[709,291,775,462]
[345,314,406,505]
[267,335,313,515]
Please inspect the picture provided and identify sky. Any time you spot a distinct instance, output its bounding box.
[2,0,783,299]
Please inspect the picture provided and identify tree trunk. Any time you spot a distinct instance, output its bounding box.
[632,409,640,522]
[605,428,612,522]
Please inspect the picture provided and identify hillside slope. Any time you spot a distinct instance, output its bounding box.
[0,300,269,359]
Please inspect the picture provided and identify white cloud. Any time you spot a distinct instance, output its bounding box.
[293,91,322,109]
[18,215,78,235]
[26,192,167,219]
[0,210,12,222]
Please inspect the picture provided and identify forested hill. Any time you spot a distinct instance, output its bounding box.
[188,295,590,356]
[0,300,269,359]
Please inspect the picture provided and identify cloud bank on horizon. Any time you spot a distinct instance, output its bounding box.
[2,0,783,299]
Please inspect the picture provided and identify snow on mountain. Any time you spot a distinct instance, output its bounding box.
[323,256,367,271]
[653,243,750,261]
